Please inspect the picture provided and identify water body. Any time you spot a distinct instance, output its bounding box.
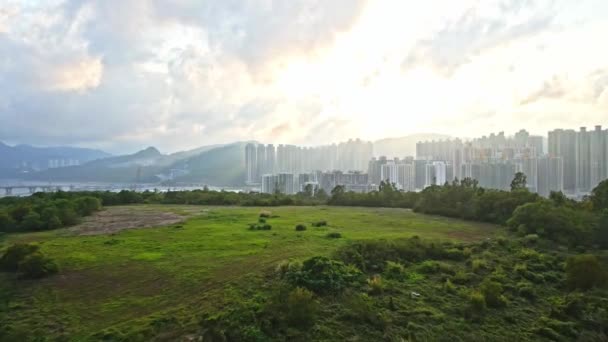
[0,180,251,197]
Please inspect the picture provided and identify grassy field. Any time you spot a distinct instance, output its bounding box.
[0,205,499,340]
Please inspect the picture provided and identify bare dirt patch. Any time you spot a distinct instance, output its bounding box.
[69,206,187,235]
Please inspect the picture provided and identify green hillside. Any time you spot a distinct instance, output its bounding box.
[0,205,497,340]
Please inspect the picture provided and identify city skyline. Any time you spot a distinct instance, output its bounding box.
[249,124,608,198]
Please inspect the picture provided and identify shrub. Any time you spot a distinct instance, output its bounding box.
[471,259,488,273]
[248,223,271,231]
[258,217,266,223]
[565,254,607,290]
[418,260,440,274]
[0,243,39,272]
[518,248,541,261]
[517,282,536,301]
[295,224,307,231]
[326,232,342,239]
[469,291,486,314]
[20,212,43,231]
[444,248,466,261]
[259,211,272,218]
[367,275,384,295]
[286,287,318,329]
[74,196,102,216]
[384,261,405,280]
[311,220,327,227]
[336,237,449,272]
[285,256,362,294]
[0,210,16,233]
[480,279,507,308]
[443,279,456,293]
[524,234,539,244]
[451,270,471,285]
[18,253,59,279]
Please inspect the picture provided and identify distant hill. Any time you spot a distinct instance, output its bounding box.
[0,142,111,178]
[373,133,451,158]
[22,142,248,186]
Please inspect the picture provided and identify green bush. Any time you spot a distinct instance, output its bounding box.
[285,256,362,294]
[444,248,466,261]
[326,232,342,239]
[248,223,271,231]
[471,259,488,273]
[517,282,536,301]
[451,270,471,285]
[443,279,456,293]
[311,220,327,227]
[0,243,39,272]
[258,217,266,223]
[74,196,102,216]
[384,261,405,280]
[286,287,318,329]
[468,291,486,314]
[480,279,507,308]
[565,254,607,290]
[295,224,307,231]
[259,211,272,218]
[0,211,16,233]
[367,275,384,295]
[18,253,59,279]
[336,237,450,272]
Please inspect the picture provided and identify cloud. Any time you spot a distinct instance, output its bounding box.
[0,0,607,154]
[402,0,556,76]
[520,75,566,105]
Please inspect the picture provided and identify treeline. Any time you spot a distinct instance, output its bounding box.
[2,177,607,247]
[0,192,101,233]
[330,176,608,248]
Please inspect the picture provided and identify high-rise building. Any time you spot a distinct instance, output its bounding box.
[266,144,276,175]
[548,128,576,193]
[425,161,446,187]
[590,125,607,187]
[256,144,266,183]
[380,161,398,186]
[414,159,428,190]
[397,163,416,191]
[538,156,564,197]
[576,127,591,194]
[245,143,257,184]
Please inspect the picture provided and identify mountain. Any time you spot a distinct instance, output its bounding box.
[0,142,111,178]
[161,142,247,186]
[22,142,248,186]
[373,133,452,158]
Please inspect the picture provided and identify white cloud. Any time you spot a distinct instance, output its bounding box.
[0,0,607,153]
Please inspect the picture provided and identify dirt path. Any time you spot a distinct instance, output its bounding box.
[68,206,189,235]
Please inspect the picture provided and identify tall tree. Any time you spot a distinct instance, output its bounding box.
[510,172,527,191]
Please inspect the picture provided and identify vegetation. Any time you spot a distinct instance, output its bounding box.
[0,176,607,340]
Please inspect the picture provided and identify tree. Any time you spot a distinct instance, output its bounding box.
[74,196,102,216]
[590,179,608,211]
[566,254,607,290]
[314,187,328,200]
[0,210,16,232]
[597,209,608,249]
[18,253,59,279]
[510,172,527,191]
[303,184,314,197]
[330,185,345,200]
[0,243,40,272]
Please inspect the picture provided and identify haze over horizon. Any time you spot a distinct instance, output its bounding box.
[1,0,608,154]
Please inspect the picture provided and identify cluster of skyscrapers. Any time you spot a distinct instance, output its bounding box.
[245,139,373,185]
[548,126,608,195]
[246,125,608,197]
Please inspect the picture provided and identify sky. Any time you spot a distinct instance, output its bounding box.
[1,0,607,154]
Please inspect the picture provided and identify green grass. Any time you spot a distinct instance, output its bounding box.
[0,205,498,340]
